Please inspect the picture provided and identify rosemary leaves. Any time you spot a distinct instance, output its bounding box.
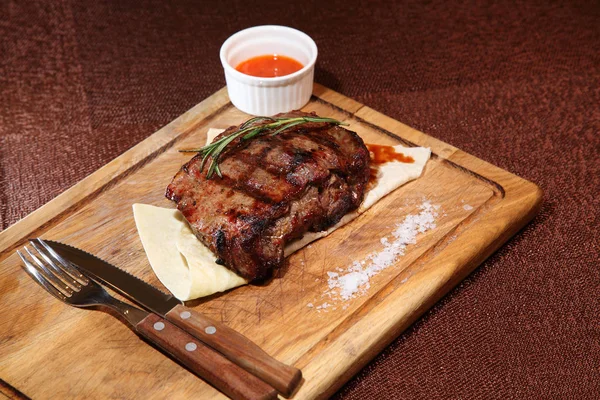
[180,115,348,178]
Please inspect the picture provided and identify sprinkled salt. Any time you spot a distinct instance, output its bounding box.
[307,303,314,308]
[320,201,439,303]
[463,204,473,211]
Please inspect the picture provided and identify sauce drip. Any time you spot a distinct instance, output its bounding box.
[235,54,304,78]
[366,144,415,190]
[366,144,415,165]
[367,167,379,191]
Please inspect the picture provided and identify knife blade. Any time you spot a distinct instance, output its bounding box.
[44,239,302,397]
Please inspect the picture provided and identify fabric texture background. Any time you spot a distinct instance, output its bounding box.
[1,0,599,398]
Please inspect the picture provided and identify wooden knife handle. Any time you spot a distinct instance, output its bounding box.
[136,313,277,400]
[166,304,302,397]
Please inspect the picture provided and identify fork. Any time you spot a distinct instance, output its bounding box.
[18,242,277,400]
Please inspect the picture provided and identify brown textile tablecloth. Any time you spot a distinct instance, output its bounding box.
[1,1,599,398]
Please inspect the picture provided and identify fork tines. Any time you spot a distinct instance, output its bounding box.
[18,239,88,301]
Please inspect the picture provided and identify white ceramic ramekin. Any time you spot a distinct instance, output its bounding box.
[220,25,318,116]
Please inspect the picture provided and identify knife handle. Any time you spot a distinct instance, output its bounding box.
[166,305,302,397]
[136,313,277,400]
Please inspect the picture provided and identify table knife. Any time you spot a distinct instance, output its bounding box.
[43,239,302,397]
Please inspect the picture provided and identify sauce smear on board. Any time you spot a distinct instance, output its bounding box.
[235,54,304,78]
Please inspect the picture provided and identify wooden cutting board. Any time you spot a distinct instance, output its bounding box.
[0,84,542,399]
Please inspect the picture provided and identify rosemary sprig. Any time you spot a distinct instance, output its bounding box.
[180,116,348,178]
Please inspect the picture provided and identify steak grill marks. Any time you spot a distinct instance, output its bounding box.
[166,111,370,281]
[215,131,346,202]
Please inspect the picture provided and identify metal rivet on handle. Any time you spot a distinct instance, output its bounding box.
[180,311,191,319]
[205,326,217,335]
[185,342,197,351]
[153,322,165,331]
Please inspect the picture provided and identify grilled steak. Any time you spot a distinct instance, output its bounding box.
[166,111,370,281]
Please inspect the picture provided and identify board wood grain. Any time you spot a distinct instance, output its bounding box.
[0,84,542,399]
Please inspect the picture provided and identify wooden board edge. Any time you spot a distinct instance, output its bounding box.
[0,380,28,400]
[312,83,364,115]
[354,105,459,159]
[0,88,231,255]
[448,149,544,202]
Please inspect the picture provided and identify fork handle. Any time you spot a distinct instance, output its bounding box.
[166,305,302,397]
[136,313,277,400]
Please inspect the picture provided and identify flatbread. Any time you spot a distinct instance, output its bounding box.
[134,128,430,300]
[133,204,247,300]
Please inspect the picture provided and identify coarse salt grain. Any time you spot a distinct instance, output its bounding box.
[318,201,439,304]
[463,204,473,211]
